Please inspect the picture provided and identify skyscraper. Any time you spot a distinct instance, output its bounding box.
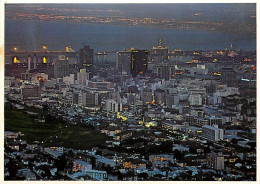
[54,56,69,78]
[116,50,132,75]
[221,67,236,87]
[79,45,94,78]
[130,50,148,77]
[150,38,169,63]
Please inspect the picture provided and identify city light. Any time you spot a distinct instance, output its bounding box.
[4,3,256,182]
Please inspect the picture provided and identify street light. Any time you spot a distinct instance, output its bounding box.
[42,45,47,50]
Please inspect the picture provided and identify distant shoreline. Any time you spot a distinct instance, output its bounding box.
[5,17,256,35]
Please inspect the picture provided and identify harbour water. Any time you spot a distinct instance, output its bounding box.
[5,19,256,63]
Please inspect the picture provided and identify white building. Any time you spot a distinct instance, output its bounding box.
[105,99,122,113]
[77,69,89,85]
[189,94,202,106]
[63,74,75,85]
[202,125,224,141]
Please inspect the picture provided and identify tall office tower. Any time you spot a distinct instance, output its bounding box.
[130,50,149,77]
[221,67,236,87]
[79,45,94,79]
[54,56,69,78]
[156,63,175,80]
[116,50,132,75]
[150,38,169,63]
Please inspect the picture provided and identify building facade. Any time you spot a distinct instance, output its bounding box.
[80,45,94,78]
[202,125,224,141]
[54,58,70,78]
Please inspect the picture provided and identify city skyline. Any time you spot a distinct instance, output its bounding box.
[3,2,257,182]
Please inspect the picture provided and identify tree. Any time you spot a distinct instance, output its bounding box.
[204,146,211,154]
[55,155,67,172]
[138,172,148,180]
[90,157,96,169]
[6,159,19,179]
[173,150,183,160]
[189,147,197,154]
[231,138,238,145]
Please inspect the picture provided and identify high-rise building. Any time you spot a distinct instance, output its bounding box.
[150,38,169,63]
[116,50,132,75]
[80,45,94,78]
[130,50,149,77]
[54,57,69,78]
[202,125,224,141]
[221,67,236,87]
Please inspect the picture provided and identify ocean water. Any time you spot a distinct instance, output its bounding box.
[5,19,256,62]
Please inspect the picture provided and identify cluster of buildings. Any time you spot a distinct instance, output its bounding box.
[4,39,256,181]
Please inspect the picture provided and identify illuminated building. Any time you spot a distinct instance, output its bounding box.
[148,154,173,162]
[73,160,92,172]
[79,45,94,78]
[116,49,148,77]
[32,73,48,85]
[54,57,69,78]
[150,38,169,63]
[6,47,78,66]
[130,50,148,77]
